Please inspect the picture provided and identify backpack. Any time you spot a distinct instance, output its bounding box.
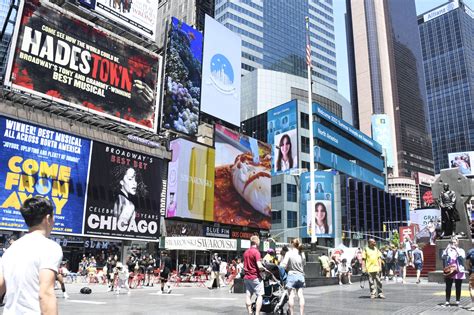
[397,250,406,263]
[386,250,394,262]
[80,287,92,294]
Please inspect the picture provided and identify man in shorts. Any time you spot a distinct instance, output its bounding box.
[159,251,172,294]
[243,235,264,315]
[0,196,63,314]
[412,244,424,284]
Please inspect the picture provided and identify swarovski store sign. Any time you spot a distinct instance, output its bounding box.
[203,226,230,238]
[165,237,237,251]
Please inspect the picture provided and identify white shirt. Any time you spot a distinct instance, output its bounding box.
[1,232,63,315]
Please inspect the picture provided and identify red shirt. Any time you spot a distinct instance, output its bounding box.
[243,246,261,280]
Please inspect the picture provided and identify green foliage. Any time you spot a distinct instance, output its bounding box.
[391,230,400,247]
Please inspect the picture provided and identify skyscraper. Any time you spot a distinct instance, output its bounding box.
[156,0,215,48]
[215,0,338,91]
[346,0,434,177]
[418,0,474,173]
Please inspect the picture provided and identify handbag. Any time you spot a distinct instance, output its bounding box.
[443,263,458,278]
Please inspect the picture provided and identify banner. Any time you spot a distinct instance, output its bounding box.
[371,114,394,168]
[79,0,158,40]
[162,17,202,136]
[165,220,202,237]
[84,142,167,240]
[166,138,215,221]
[201,15,241,125]
[267,100,299,175]
[165,236,237,251]
[409,207,440,242]
[448,151,474,176]
[6,1,161,131]
[300,171,335,238]
[214,124,272,229]
[0,117,91,234]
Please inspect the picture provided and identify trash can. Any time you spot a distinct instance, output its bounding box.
[233,278,245,293]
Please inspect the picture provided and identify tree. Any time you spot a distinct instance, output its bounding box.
[391,230,400,248]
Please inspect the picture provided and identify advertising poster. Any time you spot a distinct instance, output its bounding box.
[214,124,272,229]
[6,1,161,131]
[78,0,158,40]
[162,17,202,136]
[409,207,440,243]
[0,116,91,235]
[201,15,241,126]
[267,100,298,175]
[165,220,202,237]
[448,151,474,176]
[166,138,215,221]
[399,226,416,243]
[299,171,335,238]
[84,142,167,240]
[371,114,394,168]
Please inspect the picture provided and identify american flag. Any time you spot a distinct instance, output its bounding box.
[306,27,312,67]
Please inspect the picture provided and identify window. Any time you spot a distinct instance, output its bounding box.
[287,211,297,228]
[302,161,310,171]
[272,211,282,224]
[287,184,297,202]
[271,184,282,197]
[300,112,309,129]
[301,136,310,153]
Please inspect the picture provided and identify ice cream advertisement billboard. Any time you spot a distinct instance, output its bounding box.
[214,124,271,229]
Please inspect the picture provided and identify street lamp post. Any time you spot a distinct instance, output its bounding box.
[305,16,317,244]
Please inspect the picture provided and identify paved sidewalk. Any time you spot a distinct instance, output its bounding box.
[2,278,474,314]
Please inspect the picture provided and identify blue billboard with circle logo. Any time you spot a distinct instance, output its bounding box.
[201,15,242,126]
[0,116,91,234]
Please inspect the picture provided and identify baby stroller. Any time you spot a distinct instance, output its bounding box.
[251,262,289,314]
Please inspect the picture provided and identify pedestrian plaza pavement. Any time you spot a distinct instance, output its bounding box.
[2,278,474,314]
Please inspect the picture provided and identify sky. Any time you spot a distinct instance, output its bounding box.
[333,0,474,103]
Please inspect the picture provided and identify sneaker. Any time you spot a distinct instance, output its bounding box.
[370,295,376,299]
[443,302,450,307]
[127,291,131,295]
[378,294,386,299]
[107,287,113,292]
[455,301,460,307]
[157,290,163,295]
[348,281,353,284]
[63,292,69,299]
[339,282,342,285]
[166,289,172,294]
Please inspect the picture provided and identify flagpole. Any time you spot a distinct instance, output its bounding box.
[305,16,317,244]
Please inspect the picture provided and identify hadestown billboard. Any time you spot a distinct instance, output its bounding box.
[5,0,162,131]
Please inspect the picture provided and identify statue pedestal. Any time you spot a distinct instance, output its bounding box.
[428,238,472,283]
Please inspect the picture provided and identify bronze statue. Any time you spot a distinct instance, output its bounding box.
[438,183,460,237]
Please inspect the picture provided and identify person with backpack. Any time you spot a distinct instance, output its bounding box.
[442,236,465,307]
[412,244,424,284]
[396,243,408,283]
[385,244,397,280]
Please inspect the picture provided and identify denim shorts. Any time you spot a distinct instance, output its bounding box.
[414,262,423,271]
[286,273,305,289]
[244,278,264,296]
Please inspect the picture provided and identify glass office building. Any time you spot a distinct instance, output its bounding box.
[418,1,474,173]
[215,0,337,90]
[346,0,434,178]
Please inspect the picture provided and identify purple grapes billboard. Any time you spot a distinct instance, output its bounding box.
[162,17,202,136]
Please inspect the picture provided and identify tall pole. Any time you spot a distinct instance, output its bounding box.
[305,16,317,244]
